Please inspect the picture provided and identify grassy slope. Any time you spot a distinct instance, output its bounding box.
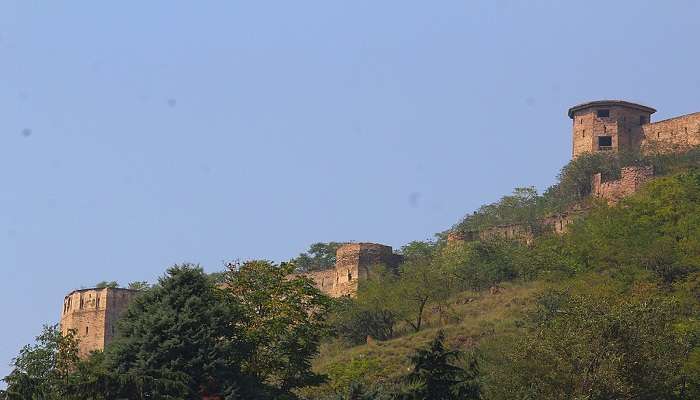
[303,281,545,397]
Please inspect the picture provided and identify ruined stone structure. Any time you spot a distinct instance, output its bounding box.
[569,100,700,158]
[592,165,655,205]
[542,204,588,235]
[60,287,137,356]
[300,243,400,297]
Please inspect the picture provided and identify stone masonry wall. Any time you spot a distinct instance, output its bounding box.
[60,287,137,357]
[299,243,398,298]
[642,112,700,153]
[592,165,655,204]
[478,224,534,244]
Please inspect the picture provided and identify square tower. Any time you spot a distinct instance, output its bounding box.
[568,100,656,158]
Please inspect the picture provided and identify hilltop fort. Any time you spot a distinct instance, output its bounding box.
[60,100,700,356]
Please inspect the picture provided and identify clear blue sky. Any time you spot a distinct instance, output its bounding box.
[1,1,698,380]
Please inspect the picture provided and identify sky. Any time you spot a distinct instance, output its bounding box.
[1,0,699,381]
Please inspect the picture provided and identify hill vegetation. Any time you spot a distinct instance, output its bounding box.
[3,147,700,399]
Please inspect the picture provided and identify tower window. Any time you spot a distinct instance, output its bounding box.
[347,270,353,281]
[640,116,647,124]
[598,136,612,150]
[85,326,89,335]
[597,109,610,118]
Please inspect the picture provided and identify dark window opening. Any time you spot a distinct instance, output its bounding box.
[598,136,612,150]
[597,109,610,118]
[347,270,352,281]
[640,116,647,125]
[85,326,89,335]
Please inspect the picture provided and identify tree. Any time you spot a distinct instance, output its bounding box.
[104,264,263,399]
[94,281,119,289]
[489,290,688,400]
[399,331,480,400]
[395,260,450,332]
[224,260,332,394]
[126,281,150,291]
[336,382,379,400]
[2,325,81,400]
[292,242,344,272]
[333,266,399,344]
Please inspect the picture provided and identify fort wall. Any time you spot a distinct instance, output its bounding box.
[642,112,700,153]
[592,165,655,204]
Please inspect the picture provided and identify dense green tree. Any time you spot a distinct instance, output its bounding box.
[333,267,399,344]
[398,331,480,400]
[487,290,692,400]
[292,242,345,272]
[104,264,263,399]
[126,281,150,291]
[224,260,332,395]
[2,325,81,400]
[95,281,119,289]
[395,259,450,332]
[441,239,526,291]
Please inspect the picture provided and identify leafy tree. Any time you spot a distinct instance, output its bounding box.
[489,290,688,400]
[126,281,150,291]
[104,264,263,399]
[94,281,119,289]
[334,267,399,344]
[292,242,345,272]
[395,260,449,333]
[339,382,379,400]
[2,325,81,400]
[399,331,480,400]
[455,186,543,233]
[224,260,332,394]
[399,241,436,263]
[563,171,700,281]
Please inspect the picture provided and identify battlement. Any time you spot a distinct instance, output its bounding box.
[60,287,137,356]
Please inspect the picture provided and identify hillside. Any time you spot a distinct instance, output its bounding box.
[300,163,700,399]
[3,150,699,399]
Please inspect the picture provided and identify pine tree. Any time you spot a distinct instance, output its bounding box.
[401,331,480,400]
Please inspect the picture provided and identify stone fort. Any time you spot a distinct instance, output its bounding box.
[61,99,699,355]
[60,287,137,356]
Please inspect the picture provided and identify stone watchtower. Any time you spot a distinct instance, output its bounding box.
[60,287,137,356]
[299,242,400,297]
[569,100,656,158]
[333,243,399,296]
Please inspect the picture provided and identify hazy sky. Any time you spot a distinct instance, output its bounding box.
[1,0,699,380]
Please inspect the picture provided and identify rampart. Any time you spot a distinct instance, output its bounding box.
[642,112,700,152]
[60,287,137,357]
[592,165,655,204]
